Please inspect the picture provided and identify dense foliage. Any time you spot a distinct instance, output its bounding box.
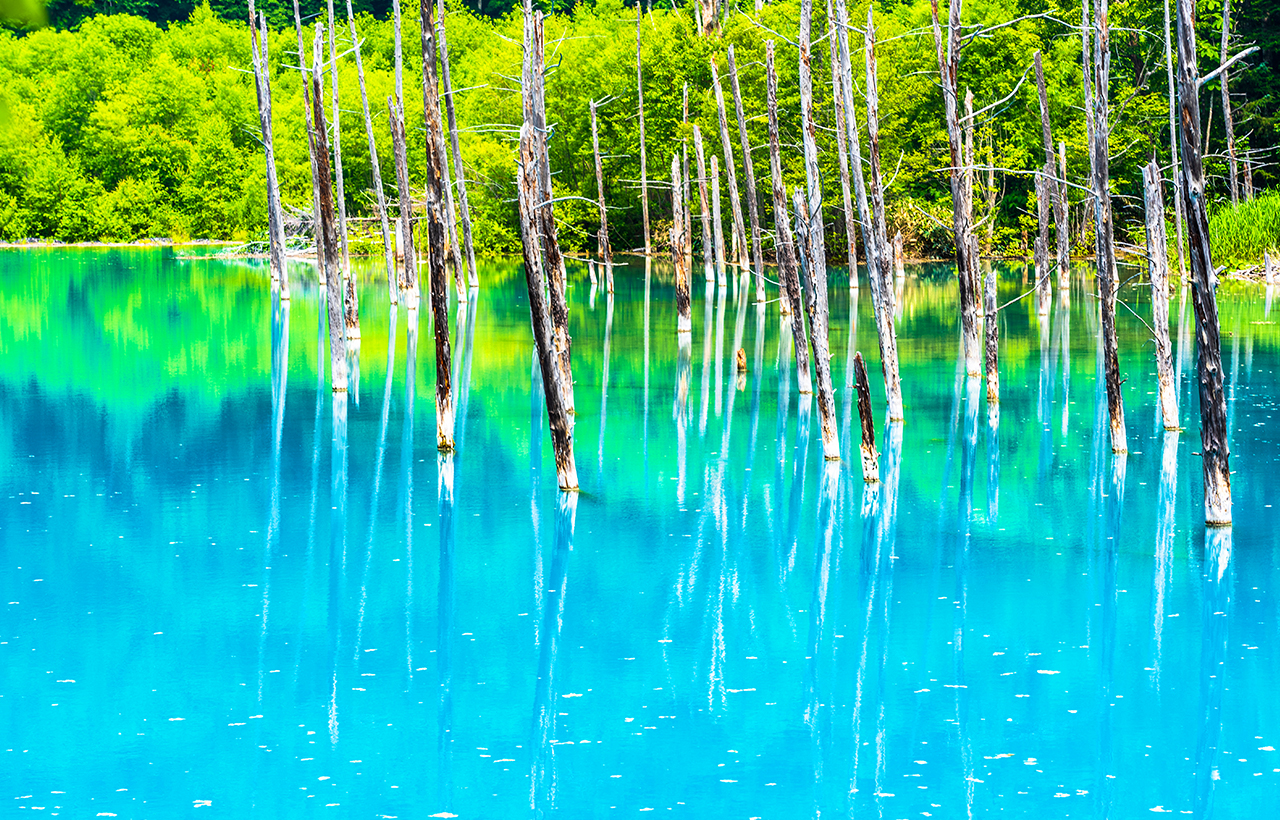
[0,0,1274,256]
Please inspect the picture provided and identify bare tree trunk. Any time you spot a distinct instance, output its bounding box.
[636,4,650,254]
[292,0,324,279]
[249,1,288,300]
[984,260,999,405]
[893,230,904,278]
[727,46,765,298]
[864,7,904,421]
[711,58,749,273]
[1033,51,1055,314]
[311,26,348,392]
[1176,0,1231,524]
[826,0,859,288]
[1093,0,1127,454]
[1034,169,1050,315]
[672,154,692,333]
[711,155,727,286]
[437,14,477,288]
[345,0,395,307]
[1220,0,1240,203]
[1082,0,1099,265]
[420,0,454,451]
[930,0,981,376]
[388,98,417,304]
[1162,0,1188,279]
[833,0,882,300]
[765,41,811,393]
[590,100,615,291]
[1143,159,1178,431]
[327,0,351,289]
[692,125,714,283]
[853,352,878,481]
[682,83,693,263]
[797,0,839,461]
[1056,142,1071,288]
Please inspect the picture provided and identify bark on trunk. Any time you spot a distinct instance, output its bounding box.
[388,97,417,305]
[711,59,750,273]
[672,154,692,333]
[311,27,348,392]
[292,0,324,279]
[853,352,879,482]
[682,83,692,263]
[1092,0,1127,454]
[826,0,859,288]
[1220,0,1240,203]
[893,230,905,278]
[984,258,999,404]
[1056,142,1071,288]
[727,46,765,298]
[249,1,288,299]
[590,100,615,291]
[636,4,650,254]
[792,188,839,460]
[1163,0,1188,279]
[1176,0,1231,523]
[765,41,811,393]
[833,0,882,302]
[692,124,714,283]
[326,0,351,288]
[1034,167,1051,315]
[711,155,727,286]
[1034,51,1069,293]
[1143,159,1179,431]
[438,14,477,288]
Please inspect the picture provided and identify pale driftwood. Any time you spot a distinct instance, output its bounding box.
[710,58,749,272]
[1220,0,1240,203]
[672,154,691,333]
[311,26,348,392]
[420,0,454,451]
[636,3,650,254]
[248,1,287,299]
[692,124,714,282]
[345,0,395,306]
[1176,0,1231,523]
[727,46,764,298]
[792,187,839,461]
[853,352,878,482]
[1162,0,1188,279]
[1143,159,1178,431]
[438,14,477,288]
[826,0,858,288]
[864,7,904,421]
[1092,0,1127,454]
[292,0,324,278]
[388,96,417,302]
[326,0,351,286]
[590,100,615,291]
[930,0,980,376]
[711,155,727,286]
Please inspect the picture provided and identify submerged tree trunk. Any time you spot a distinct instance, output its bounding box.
[636,4,650,254]
[1034,169,1050,315]
[388,97,417,305]
[420,0,454,451]
[249,1,288,299]
[326,0,351,287]
[1220,0,1240,203]
[826,0,859,288]
[672,154,692,334]
[711,58,750,273]
[853,352,879,482]
[438,14,477,288]
[590,100,615,291]
[1163,0,1188,279]
[692,124,714,283]
[1176,0,1231,524]
[727,46,764,298]
[292,0,324,279]
[1056,142,1071,288]
[1092,0,1127,454]
[765,41,811,393]
[311,27,348,392]
[1143,159,1178,431]
[711,155,727,286]
[984,260,999,405]
[1034,51,1068,293]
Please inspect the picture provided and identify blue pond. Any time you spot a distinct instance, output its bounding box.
[1,248,1279,818]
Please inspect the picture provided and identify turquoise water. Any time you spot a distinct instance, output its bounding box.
[2,248,1278,818]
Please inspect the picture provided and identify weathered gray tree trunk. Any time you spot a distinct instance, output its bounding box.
[1162,0,1188,279]
[326,0,351,291]
[420,0,454,451]
[984,258,999,404]
[1056,142,1070,288]
[1092,0,1128,454]
[1033,51,1054,315]
[292,0,324,279]
[698,0,717,36]
[710,58,749,273]
[1220,0,1240,203]
[437,14,477,288]
[682,83,692,263]
[727,46,764,298]
[765,41,811,393]
[672,154,692,333]
[636,4,650,254]
[797,0,839,461]
[1034,169,1050,315]
[692,124,714,283]
[311,26,348,392]
[249,1,288,299]
[1033,51,1069,292]
[590,100,615,291]
[930,0,981,376]
[1143,159,1178,431]
[833,0,881,298]
[826,0,859,288]
[1176,0,1231,524]
[711,155,727,286]
[345,0,395,306]
[864,7,904,421]
[853,352,878,481]
[893,230,905,278]
[387,97,417,305]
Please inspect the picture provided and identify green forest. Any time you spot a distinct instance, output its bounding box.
[1,0,1275,256]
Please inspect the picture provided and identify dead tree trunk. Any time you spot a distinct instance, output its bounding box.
[1176,0,1231,524]
[984,260,999,404]
[711,155,727,286]
[833,0,883,301]
[727,46,765,298]
[1057,142,1071,288]
[765,41,811,392]
[326,0,351,288]
[853,352,879,481]
[1162,0,1188,279]
[249,1,288,299]
[711,58,750,273]
[388,98,417,305]
[864,7,904,421]
[1220,0,1240,203]
[1143,159,1178,431]
[590,100,615,291]
[311,26,348,392]
[673,154,692,333]
[1034,51,1069,292]
[893,230,905,278]
[698,0,717,36]
[345,0,395,306]
[930,0,981,376]
[682,84,693,263]
[636,4,650,254]
[438,13,477,288]
[420,0,454,451]
[1034,169,1050,315]
[1092,0,1128,454]
[292,0,324,279]
[797,0,839,461]
[826,0,859,288]
[692,124,714,283]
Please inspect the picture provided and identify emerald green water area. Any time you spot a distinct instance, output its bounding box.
[2,247,1279,818]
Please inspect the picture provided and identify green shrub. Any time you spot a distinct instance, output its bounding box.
[1208,190,1280,270]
